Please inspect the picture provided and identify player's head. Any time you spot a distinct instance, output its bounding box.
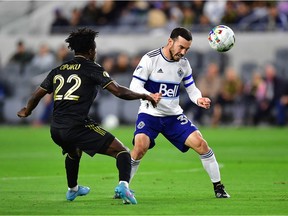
[167,27,192,61]
[65,28,99,61]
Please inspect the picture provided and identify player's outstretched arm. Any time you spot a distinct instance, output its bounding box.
[17,87,47,118]
[106,81,158,107]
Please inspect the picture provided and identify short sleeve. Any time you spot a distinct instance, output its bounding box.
[132,54,152,82]
[40,70,54,94]
[87,62,113,88]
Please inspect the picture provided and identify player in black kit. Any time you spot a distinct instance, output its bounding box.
[17,28,159,205]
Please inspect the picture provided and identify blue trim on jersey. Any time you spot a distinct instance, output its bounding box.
[149,77,179,85]
[133,75,147,82]
[160,48,175,63]
[144,79,180,98]
[160,97,179,100]
[183,74,192,81]
[184,80,194,88]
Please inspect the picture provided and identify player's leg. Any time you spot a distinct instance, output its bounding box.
[75,119,137,204]
[129,113,159,183]
[163,114,229,198]
[50,127,90,201]
[185,131,230,198]
[65,149,90,201]
[104,138,137,204]
[130,133,150,182]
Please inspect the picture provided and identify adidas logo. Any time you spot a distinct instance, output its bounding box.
[157,68,163,73]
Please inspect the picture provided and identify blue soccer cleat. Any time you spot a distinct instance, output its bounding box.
[114,182,137,204]
[113,188,135,199]
[66,185,90,201]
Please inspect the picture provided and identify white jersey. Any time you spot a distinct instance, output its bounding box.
[130,48,202,116]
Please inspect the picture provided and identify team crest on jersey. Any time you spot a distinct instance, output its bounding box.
[137,121,145,129]
[103,71,110,77]
[177,68,184,77]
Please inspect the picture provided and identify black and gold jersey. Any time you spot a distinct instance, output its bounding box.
[40,56,112,128]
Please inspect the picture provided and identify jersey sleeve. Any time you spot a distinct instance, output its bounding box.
[182,66,202,105]
[40,70,54,94]
[88,62,113,89]
[129,54,152,94]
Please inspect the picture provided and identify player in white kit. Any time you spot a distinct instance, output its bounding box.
[128,27,230,198]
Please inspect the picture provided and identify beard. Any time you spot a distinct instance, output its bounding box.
[169,48,183,62]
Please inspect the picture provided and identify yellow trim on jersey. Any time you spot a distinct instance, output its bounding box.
[102,80,114,89]
[39,86,48,92]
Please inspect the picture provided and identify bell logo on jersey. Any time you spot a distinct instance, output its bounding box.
[159,83,179,98]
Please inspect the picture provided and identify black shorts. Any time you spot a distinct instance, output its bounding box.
[50,121,115,157]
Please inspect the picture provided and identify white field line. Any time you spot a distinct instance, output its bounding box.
[0,164,224,181]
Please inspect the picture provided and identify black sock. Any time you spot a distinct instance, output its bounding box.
[65,155,80,188]
[116,151,131,182]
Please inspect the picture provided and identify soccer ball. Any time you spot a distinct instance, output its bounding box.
[102,114,119,129]
[208,25,235,52]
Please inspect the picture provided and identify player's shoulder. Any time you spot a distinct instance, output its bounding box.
[181,56,190,63]
[146,48,161,58]
[77,59,104,74]
[179,56,192,68]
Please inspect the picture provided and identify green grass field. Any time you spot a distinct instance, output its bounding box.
[0,125,287,215]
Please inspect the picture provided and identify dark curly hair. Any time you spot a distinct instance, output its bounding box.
[65,28,99,53]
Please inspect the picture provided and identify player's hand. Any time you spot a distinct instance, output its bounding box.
[17,107,30,118]
[197,97,211,109]
[149,93,162,108]
[143,93,160,108]
[151,93,162,103]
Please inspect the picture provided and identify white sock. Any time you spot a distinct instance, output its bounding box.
[130,158,141,183]
[69,185,78,192]
[200,149,221,183]
[119,181,129,188]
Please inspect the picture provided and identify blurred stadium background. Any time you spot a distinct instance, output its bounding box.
[0,0,287,127]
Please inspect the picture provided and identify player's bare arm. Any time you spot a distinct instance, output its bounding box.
[17,87,47,118]
[197,97,211,109]
[106,81,158,107]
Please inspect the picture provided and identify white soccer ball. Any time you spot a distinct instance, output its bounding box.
[102,114,119,129]
[208,25,235,52]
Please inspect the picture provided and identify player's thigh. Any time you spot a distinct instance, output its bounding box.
[134,133,150,149]
[185,130,209,154]
[70,124,115,157]
[162,114,197,152]
[134,113,160,150]
[132,133,150,159]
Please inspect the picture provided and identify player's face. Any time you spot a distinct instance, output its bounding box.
[169,36,191,61]
[88,42,97,61]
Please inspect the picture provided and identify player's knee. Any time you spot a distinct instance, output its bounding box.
[67,148,82,160]
[133,142,149,160]
[133,134,150,160]
[198,139,209,154]
[116,150,131,161]
[188,133,209,154]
